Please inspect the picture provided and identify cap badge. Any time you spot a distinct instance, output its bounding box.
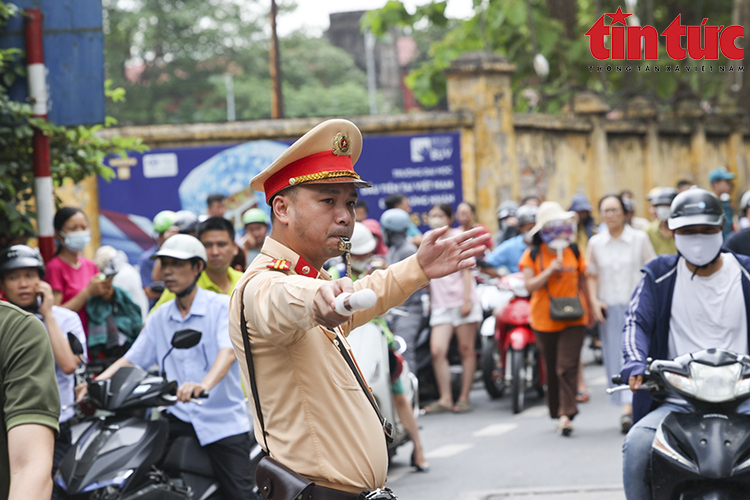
[333,133,351,157]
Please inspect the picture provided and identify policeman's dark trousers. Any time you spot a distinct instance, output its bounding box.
[167,414,253,499]
[534,326,586,420]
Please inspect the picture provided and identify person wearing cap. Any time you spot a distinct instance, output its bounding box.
[495,200,520,246]
[726,189,750,257]
[139,210,179,308]
[227,118,489,498]
[0,245,83,480]
[568,193,596,256]
[709,165,736,240]
[620,188,750,500]
[519,201,590,436]
[644,187,678,256]
[239,208,270,265]
[483,204,538,275]
[150,217,243,314]
[78,234,252,499]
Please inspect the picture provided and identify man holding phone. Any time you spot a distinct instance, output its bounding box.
[0,246,86,477]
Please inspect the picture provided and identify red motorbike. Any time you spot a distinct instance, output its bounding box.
[480,273,545,413]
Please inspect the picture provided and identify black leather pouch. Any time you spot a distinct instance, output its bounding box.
[256,456,314,500]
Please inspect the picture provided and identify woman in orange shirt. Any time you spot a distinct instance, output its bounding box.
[519,202,589,436]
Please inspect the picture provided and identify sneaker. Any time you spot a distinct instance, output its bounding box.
[557,415,573,436]
[620,414,633,434]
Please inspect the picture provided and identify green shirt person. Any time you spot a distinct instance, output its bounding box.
[150,217,243,313]
[0,301,60,500]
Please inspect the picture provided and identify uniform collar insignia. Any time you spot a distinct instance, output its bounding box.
[294,256,319,279]
[267,259,291,271]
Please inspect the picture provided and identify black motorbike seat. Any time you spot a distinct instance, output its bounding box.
[161,436,216,478]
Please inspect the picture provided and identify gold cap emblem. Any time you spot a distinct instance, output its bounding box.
[333,133,351,157]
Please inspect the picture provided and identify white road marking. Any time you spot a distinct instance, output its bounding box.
[425,443,474,459]
[471,423,518,437]
[514,406,549,418]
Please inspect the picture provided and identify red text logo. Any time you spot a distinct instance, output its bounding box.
[585,7,744,61]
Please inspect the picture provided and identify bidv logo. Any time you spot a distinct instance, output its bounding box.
[585,6,744,61]
[410,136,454,162]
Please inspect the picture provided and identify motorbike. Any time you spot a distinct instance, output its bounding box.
[348,320,419,461]
[610,348,750,499]
[54,329,261,500]
[479,273,544,413]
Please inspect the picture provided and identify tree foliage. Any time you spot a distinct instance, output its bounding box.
[103,0,383,125]
[0,1,146,246]
[363,0,738,113]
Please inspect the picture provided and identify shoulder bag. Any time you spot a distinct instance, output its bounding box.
[540,248,584,321]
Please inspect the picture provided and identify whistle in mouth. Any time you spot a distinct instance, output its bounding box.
[338,237,352,252]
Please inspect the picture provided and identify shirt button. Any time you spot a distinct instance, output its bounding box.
[302,266,310,274]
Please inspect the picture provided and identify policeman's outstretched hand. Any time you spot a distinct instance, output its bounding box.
[177,382,209,403]
[417,226,490,280]
[314,277,355,329]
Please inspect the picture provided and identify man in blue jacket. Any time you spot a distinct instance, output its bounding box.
[620,188,750,500]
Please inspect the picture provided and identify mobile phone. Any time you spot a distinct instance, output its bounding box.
[601,308,608,320]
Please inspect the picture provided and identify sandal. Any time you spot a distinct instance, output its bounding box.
[411,452,430,473]
[423,401,452,414]
[576,391,590,403]
[452,401,473,413]
[557,415,573,436]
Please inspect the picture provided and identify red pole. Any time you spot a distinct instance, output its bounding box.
[24,8,55,262]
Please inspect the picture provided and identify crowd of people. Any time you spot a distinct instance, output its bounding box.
[4,149,750,499]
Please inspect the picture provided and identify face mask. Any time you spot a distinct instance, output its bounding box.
[351,258,370,274]
[655,206,671,222]
[540,220,574,247]
[674,232,724,267]
[61,230,91,252]
[428,217,445,229]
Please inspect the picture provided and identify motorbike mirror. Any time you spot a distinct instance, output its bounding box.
[171,329,202,349]
[67,332,85,356]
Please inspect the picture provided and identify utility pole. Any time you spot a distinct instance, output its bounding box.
[364,30,378,115]
[269,0,284,119]
[225,74,236,122]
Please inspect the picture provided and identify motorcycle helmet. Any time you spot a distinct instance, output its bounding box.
[515,205,538,226]
[649,187,678,207]
[153,210,176,234]
[0,245,45,279]
[740,190,750,215]
[668,188,725,230]
[380,208,411,233]
[242,208,269,227]
[173,210,199,235]
[497,200,519,220]
[152,234,207,265]
[350,222,377,256]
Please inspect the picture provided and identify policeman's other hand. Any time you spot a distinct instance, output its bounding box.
[75,383,89,403]
[35,281,55,315]
[314,278,354,329]
[177,382,208,403]
[629,375,643,393]
[417,226,490,280]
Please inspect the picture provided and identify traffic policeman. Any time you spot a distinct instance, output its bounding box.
[81,234,252,499]
[228,119,489,498]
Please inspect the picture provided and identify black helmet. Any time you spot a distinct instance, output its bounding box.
[668,188,725,230]
[497,201,519,220]
[0,245,45,279]
[515,205,538,226]
[649,187,678,206]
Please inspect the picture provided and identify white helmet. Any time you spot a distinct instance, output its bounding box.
[741,190,750,214]
[350,222,376,256]
[152,234,207,264]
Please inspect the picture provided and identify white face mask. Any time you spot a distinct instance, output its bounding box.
[655,206,671,222]
[674,232,724,267]
[351,258,370,274]
[61,230,91,252]
[428,217,446,229]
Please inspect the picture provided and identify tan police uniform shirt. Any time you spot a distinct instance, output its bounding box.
[228,237,429,494]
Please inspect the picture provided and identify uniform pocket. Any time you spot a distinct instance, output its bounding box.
[325,345,360,391]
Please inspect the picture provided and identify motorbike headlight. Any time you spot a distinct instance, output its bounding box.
[663,371,696,397]
[689,362,742,403]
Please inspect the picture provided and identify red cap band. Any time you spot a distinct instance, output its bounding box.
[263,151,355,203]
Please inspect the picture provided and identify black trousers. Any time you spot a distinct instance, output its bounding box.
[167,414,254,499]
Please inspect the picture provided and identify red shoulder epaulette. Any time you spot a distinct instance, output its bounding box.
[267,259,291,271]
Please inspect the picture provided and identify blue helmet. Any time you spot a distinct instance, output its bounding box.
[380,208,411,233]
